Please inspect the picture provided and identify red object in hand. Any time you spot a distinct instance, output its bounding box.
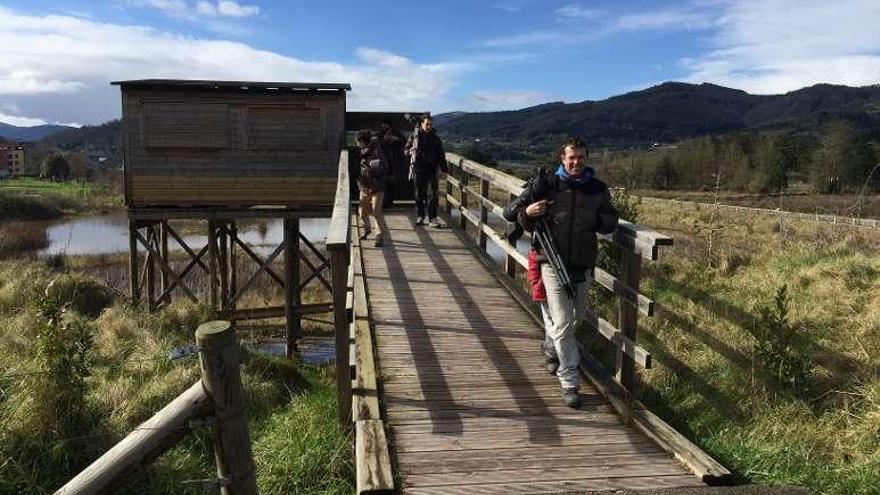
[528,249,546,302]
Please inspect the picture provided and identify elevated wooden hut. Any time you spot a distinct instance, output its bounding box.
[113,79,350,208]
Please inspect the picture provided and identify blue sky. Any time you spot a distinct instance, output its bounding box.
[1,0,879,126]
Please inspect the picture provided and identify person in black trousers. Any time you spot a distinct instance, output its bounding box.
[404,114,447,227]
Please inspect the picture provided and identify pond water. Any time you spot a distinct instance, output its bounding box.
[249,336,336,365]
[31,213,330,256]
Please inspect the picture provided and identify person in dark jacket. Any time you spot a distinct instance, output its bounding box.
[404,114,447,227]
[356,130,389,247]
[380,119,406,205]
[504,136,618,408]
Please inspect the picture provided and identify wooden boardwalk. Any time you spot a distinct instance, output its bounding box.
[359,211,704,494]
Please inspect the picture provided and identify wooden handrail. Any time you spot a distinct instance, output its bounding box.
[327,150,351,250]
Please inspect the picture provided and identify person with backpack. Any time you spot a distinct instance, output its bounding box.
[356,129,390,247]
[404,114,447,227]
[504,136,619,408]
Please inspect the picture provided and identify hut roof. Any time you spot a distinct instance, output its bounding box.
[111,79,351,92]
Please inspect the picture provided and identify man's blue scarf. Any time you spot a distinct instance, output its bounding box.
[555,164,594,184]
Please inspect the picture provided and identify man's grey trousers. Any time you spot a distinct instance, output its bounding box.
[539,263,591,389]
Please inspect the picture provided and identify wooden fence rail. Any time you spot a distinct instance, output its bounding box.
[55,320,256,495]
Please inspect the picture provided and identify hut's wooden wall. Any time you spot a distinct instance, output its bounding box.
[123,89,346,207]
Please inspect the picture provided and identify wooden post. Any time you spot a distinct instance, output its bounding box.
[229,223,238,315]
[478,178,489,252]
[444,163,453,219]
[208,221,219,311]
[284,218,302,357]
[218,223,229,310]
[615,250,643,392]
[327,150,352,427]
[505,193,518,279]
[159,221,168,305]
[196,321,258,495]
[146,227,156,312]
[330,248,351,426]
[458,168,468,230]
[53,381,213,495]
[129,220,140,306]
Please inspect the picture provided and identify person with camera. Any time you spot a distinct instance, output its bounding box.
[405,114,447,228]
[356,129,390,247]
[504,136,619,408]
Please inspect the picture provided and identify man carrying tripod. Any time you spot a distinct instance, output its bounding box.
[504,136,618,408]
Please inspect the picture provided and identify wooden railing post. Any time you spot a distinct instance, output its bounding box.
[478,178,489,251]
[505,192,518,278]
[444,162,453,219]
[327,150,352,427]
[458,165,468,230]
[615,250,643,392]
[196,320,258,495]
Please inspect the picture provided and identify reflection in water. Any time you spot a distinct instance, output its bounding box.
[31,213,330,256]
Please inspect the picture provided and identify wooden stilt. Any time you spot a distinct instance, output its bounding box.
[208,221,218,311]
[159,221,169,305]
[129,219,140,306]
[284,218,301,357]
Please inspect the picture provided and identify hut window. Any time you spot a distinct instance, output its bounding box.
[143,103,230,149]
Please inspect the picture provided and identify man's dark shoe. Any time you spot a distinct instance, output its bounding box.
[561,387,581,409]
[373,233,384,247]
[543,355,559,375]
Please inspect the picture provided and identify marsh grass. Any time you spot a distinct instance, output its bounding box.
[0,178,122,221]
[617,202,880,494]
[0,259,352,494]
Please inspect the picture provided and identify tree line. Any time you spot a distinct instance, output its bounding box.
[600,120,879,194]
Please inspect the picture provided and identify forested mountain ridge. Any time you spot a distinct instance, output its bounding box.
[435,82,880,146]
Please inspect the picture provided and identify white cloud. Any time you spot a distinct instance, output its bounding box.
[683,0,880,93]
[0,111,49,127]
[465,90,549,111]
[0,7,467,125]
[127,0,188,16]
[483,5,715,47]
[196,0,260,18]
[555,5,604,21]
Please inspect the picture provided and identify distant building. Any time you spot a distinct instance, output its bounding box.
[0,144,25,176]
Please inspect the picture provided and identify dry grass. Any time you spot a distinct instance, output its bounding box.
[622,200,880,494]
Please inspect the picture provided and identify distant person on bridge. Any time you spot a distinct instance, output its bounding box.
[379,118,406,206]
[356,129,390,247]
[504,136,619,408]
[405,113,447,228]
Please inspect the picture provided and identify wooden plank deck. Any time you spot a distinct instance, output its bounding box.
[359,211,704,494]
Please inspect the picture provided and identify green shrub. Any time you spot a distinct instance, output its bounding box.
[753,285,811,393]
[45,273,114,318]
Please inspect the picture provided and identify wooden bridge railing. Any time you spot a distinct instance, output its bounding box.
[442,152,731,484]
[326,150,352,427]
[442,152,672,394]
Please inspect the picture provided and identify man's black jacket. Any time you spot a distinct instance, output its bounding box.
[503,171,619,270]
[405,128,447,175]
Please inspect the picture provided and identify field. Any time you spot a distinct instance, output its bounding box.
[0,257,350,494]
[616,198,880,494]
[0,177,122,220]
[636,189,880,220]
